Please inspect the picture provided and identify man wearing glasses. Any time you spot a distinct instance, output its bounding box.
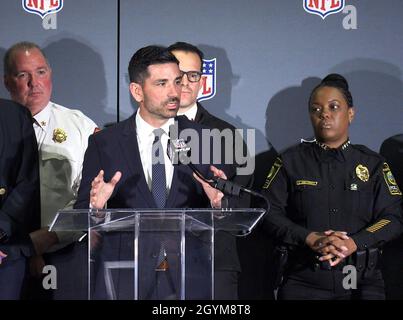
[168,42,227,128]
[168,42,252,300]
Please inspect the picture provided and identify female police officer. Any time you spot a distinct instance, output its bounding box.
[262,74,403,299]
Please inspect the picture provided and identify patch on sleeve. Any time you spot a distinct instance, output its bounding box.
[366,219,391,233]
[382,163,402,196]
[262,157,282,189]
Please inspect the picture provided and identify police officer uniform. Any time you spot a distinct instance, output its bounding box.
[262,140,403,300]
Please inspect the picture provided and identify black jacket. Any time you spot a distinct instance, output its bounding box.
[0,99,40,260]
[262,141,403,249]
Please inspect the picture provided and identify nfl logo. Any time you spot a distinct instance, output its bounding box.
[197,58,216,102]
[22,0,64,19]
[303,0,345,19]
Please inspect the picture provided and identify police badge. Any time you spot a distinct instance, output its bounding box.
[53,128,67,143]
[355,164,369,182]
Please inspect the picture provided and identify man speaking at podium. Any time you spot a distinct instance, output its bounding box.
[75,45,239,299]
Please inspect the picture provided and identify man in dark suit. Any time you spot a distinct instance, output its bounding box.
[75,46,234,299]
[168,42,265,299]
[380,135,403,299]
[0,99,40,299]
[167,42,251,178]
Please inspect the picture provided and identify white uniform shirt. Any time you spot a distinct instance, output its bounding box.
[33,102,97,250]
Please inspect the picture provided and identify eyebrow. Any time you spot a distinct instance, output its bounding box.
[311,99,342,105]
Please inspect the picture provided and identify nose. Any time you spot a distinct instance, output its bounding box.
[319,108,331,120]
[168,82,180,98]
[181,73,189,86]
[28,73,39,87]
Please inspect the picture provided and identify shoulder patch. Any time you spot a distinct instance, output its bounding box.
[262,157,282,189]
[382,162,402,196]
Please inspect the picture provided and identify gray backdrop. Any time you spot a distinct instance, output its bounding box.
[1,0,403,155]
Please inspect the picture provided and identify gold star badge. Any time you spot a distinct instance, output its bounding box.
[40,121,47,126]
[53,128,67,143]
[356,164,369,182]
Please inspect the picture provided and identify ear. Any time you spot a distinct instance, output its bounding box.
[3,75,11,92]
[129,82,143,103]
[348,107,355,124]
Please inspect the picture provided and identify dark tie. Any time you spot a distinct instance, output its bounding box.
[151,129,169,272]
[151,128,166,208]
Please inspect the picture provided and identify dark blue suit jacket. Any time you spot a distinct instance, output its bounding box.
[75,114,213,210]
[0,99,40,261]
[75,114,240,298]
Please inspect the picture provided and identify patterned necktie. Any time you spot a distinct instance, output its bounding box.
[151,129,169,271]
[151,128,166,208]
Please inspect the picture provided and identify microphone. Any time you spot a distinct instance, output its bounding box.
[167,137,270,212]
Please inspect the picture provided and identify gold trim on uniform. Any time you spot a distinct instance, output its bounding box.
[316,140,350,150]
[53,128,67,143]
[355,164,369,182]
[382,162,402,195]
[263,157,282,189]
[296,180,318,186]
[366,219,391,233]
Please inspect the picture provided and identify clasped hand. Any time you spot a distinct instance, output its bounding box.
[305,230,357,267]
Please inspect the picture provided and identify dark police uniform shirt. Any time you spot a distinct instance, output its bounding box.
[262,140,403,254]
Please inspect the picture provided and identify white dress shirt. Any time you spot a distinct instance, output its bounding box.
[135,112,175,192]
[177,102,198,121]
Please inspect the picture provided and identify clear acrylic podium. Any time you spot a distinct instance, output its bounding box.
[49,208,266,300]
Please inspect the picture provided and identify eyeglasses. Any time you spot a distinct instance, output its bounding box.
[181,71,202,83]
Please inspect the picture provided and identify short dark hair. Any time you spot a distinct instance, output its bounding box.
[128,45,179,84]
[309,73,354,108]
[168,42,204,71]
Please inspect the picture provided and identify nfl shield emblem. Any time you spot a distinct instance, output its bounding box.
[197,58,216,102]
[303,0,344,19]
[22,0,64,19]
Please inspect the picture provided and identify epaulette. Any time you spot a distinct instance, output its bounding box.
[351,144,383,160]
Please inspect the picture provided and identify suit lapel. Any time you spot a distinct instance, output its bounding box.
[194,102,206,124]
[118,114,156,207]
[165,117,182,208]
[165,116,191,208]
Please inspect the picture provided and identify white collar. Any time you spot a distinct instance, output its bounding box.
[33,102,52,129]
[177,103,198,121]
[135,111,175,138]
